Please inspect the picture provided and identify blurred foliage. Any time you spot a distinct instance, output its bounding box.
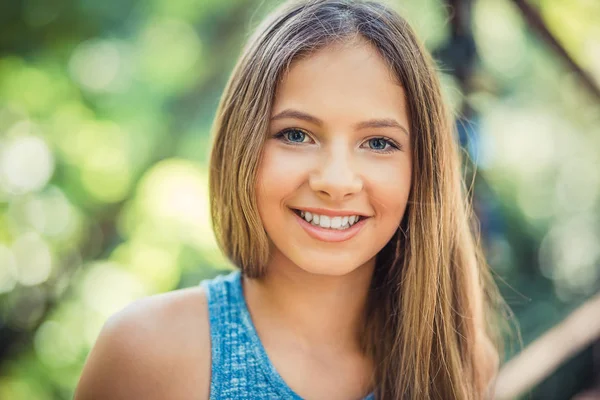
[0,0,598,399]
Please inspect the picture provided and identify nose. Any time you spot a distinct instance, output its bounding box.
[309,146,363,202]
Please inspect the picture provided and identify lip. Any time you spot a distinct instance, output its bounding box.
[291,209,368,243]
[292,206,370,218]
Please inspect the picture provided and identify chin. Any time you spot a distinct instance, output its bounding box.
[292,254,374,277]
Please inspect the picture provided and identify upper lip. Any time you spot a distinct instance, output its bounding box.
[290,206,370,217]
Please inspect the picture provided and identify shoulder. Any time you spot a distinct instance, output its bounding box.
[74,285,211,400]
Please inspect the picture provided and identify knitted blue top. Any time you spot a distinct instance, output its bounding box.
[200,270,376,400]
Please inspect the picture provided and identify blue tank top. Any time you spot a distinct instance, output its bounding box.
[200,270,376,400]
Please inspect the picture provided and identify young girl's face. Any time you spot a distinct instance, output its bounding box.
[256,39,412,276]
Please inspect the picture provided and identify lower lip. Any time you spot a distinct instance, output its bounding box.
[292,210,368,243]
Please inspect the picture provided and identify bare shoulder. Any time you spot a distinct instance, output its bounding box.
[74,285,211,400]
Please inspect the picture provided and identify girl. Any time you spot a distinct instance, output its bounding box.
[75,0,504,399]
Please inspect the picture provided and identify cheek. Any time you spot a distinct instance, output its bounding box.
[256,142,308,210]
[360,160,412,244]
[365,157,412,217]
[365,162,411,251]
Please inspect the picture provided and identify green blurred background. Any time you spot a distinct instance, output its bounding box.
[0,0,598,399]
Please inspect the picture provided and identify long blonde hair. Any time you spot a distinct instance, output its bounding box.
[209,0,504,398]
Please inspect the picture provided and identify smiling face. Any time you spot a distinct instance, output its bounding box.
[256,38,412,277]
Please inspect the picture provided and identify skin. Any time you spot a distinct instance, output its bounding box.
[74,39,412,400]
[247,38,412,398]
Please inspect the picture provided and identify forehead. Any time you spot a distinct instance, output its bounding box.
[272,39,408,123]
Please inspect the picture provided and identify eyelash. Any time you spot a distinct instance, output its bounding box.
[273,128,403,154]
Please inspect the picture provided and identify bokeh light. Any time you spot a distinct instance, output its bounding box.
[12,232,53,287]
[0,128,54,196]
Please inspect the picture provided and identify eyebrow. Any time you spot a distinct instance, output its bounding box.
[270,109,409,136]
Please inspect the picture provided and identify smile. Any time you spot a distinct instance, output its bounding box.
[290,208,369,242]
[292,209,363,230]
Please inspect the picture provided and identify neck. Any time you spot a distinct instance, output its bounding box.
[243,253,376,354]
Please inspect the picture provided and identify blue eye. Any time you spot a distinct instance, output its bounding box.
[368,138,388,150]
[275,128,311,144]
[364,137,399,153]
[286,129,306,142]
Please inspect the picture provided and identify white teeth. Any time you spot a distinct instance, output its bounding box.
[330,216,342,229]
[304,211,313,222]
[298,210,362,230]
